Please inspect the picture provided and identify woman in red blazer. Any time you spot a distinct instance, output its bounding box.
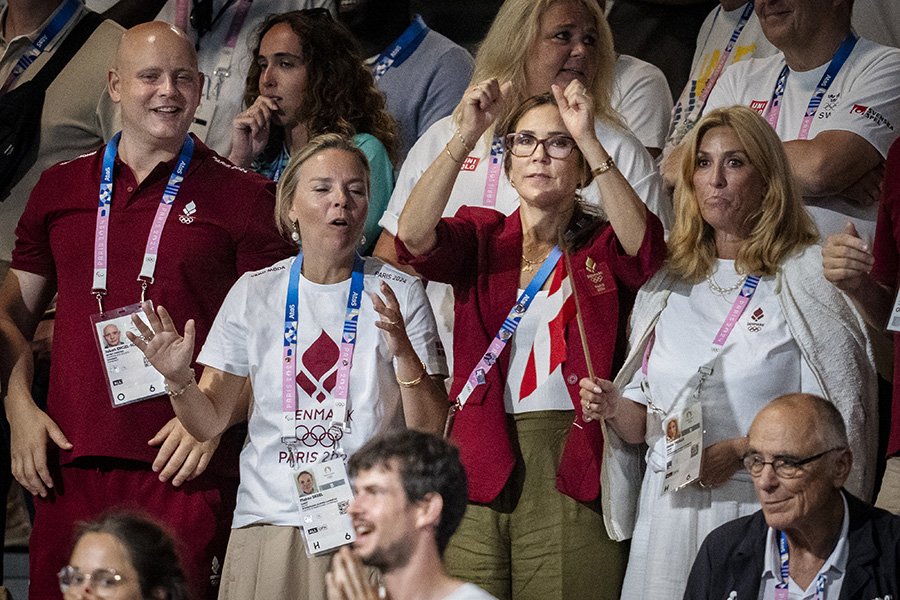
[394,78,666,599]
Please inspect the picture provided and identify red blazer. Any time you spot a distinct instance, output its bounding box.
[397,206,666,503]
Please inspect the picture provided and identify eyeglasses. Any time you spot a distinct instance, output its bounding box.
[742,448,845,479]
[504,133,578,159]
[58,566,125,595]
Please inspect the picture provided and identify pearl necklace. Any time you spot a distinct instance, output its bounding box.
[706,272,748,297]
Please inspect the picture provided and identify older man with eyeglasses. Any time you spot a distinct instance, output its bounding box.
[683,393,900,600]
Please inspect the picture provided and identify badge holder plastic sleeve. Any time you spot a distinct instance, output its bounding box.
[293,457,357,557]
[90,301,166,408]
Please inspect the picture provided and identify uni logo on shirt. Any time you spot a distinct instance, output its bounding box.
[750,100,768,114]
[461,156,479,171]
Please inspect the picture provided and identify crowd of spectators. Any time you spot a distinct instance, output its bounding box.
[0,0,899,599]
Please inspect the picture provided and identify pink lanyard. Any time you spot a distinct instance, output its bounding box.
[482,137,503,207]
[764,34,857,140]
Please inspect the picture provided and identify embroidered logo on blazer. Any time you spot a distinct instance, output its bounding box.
[578,257,616,296]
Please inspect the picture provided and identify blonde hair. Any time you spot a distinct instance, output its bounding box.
[274,133,370,237]
[667,106,817,281]
[453,0,621,151]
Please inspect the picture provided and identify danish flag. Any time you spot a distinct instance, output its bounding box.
[518,261,576,401]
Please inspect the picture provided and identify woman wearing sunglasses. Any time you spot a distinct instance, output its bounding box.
[229,9,397,254]
[394,79,665,599]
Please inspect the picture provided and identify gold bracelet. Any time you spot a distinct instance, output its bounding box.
[396,360,428,388]
[455,128,473,154]
[165,368,196,397]
[591,157,615,177]
[445,142,465,164]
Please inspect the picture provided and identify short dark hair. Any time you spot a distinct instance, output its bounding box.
[348,430,467,554]
[73,512,188,600]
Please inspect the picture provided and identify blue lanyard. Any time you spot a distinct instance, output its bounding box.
[456,246,562,408]
[373,15,429,82]
[765,34,857,139]
[92,132,194,309]
[282,252,366,442]
[272,146,288,183]
[0,0,80,95]
[776,531,827,600]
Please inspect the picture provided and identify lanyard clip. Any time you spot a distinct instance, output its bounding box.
[93,290,105,313]
[212,67,229,100]
[693,366,714,400]
[138,277,152,303]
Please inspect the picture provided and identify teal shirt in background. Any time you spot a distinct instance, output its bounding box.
[253,132,395,255]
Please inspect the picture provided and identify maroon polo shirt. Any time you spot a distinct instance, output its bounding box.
[12,135,296,465]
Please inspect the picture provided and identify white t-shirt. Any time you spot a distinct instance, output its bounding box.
[197,257,448,528]
[705,38,900,241]
[664,1,778,153]
[380,114,670,372]
[443,583,499,600]
[613,54,673,152]
[621,260,823,475]
[504,276,574,414]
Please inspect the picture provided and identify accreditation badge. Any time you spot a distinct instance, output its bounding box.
[662,402,703,494]
[293,457,356,557]
[887,287,900,332]
[90,302,166,408]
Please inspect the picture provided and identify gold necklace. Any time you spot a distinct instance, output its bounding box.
[521,247,553,272]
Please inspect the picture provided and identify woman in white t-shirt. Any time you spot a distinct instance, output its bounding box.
[128,134,449,600]
[580,106,878,600]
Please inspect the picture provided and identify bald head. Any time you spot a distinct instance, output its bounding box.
[108,21,203,158]
[752,394,849,451]
[115,22,197,71]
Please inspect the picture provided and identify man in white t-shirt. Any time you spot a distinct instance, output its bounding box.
[663,0,778,156]
[327,430,498,600]
[699,0,900,241]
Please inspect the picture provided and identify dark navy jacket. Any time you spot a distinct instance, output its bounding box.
[684,492,900,600]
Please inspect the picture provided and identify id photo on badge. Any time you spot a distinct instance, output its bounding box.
[91,302,166,408]
[295,470,319,497]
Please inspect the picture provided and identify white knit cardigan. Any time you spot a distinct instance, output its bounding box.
[600,244,878,541]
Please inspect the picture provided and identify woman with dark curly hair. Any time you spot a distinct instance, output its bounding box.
[229,9,397,254]
[59,512,188,600]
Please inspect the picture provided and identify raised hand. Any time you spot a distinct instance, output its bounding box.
[127,302,195,387]
[372,282,415,360]
[457,78,513,147]
[228,95,279,167]
[552,80,597,146]
[326,546,380,600]
[822,221,874,294]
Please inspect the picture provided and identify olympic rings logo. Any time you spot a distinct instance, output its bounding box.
[293,424,344,448]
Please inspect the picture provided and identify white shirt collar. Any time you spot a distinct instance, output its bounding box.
[761,492,850,592]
